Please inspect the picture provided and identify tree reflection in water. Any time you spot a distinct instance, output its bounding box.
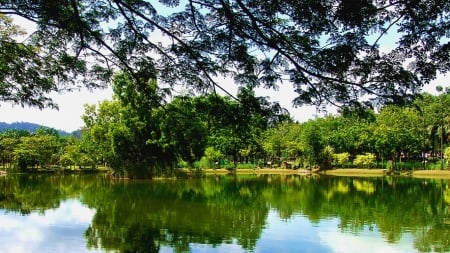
[0,174,449,252]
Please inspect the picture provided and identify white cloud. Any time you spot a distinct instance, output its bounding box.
[318,222,416,253]
[0,199,100,253]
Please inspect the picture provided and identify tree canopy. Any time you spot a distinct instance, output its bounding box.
[1,0,450,108]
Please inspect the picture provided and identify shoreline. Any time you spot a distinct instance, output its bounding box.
[203,168,450,179]
[2,168,450,180]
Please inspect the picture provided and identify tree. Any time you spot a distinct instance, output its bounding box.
[0,13,92,108]
[374,105,423,168]
[415,93,450,169]
[261,122,302,163]
[81,73,176,178]
[155,96,209,166]
[300,120,324,169]
[0,136,18,168]
[2,1,450,109]
[353,153,376,168]
[13,134,59,170]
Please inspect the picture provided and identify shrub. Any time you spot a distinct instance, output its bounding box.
[194,157,211,170]
[333,152,350,168]
[444,147,450,168]
[177,160,189,169]
[353,153,376,168]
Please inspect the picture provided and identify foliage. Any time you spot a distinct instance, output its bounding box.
[2,1,450,174]
[320,145,335,170]
[353,153,376,168]
[2,1,450,109]
[444,147,450,168]
[202,147,224,169]
[13,135,59,170]
[261,122,302,161]
[78,75,287,177]
[300,120,324,168]
[4,92,450,174]
[333,152,350,168]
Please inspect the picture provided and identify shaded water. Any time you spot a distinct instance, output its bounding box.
[0,174,449,252]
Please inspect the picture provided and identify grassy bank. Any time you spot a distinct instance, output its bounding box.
[204,168,315,175]
[203,168,450,179]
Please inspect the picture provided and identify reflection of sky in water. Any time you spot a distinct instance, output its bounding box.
[182,209,416,253]
[1,203,418,253]
[0,199,100,253]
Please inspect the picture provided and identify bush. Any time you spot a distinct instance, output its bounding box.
[194,157,211,170]
[444,147,450,168]
[353,153,376,168]
[333,152,350,168]
[177,160,190,169]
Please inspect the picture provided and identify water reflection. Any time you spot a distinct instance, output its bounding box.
[0,199,99,253]
[0,174,449,252]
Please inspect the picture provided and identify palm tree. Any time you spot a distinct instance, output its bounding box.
[428,124,450,169]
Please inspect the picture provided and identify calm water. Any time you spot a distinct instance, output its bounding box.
[0,174,449,252]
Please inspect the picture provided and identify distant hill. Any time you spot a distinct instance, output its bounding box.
[0,122,73,136]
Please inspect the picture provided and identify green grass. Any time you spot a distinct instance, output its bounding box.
[236,163,257,169]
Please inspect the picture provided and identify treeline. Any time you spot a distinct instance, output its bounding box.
[265,92,450,171]
[76,85,450,175]
[2,74,450,177]
[0,127,69,170]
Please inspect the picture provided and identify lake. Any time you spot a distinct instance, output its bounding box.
[0,173,449,252]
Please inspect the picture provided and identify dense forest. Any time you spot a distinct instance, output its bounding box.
[1,73,450,178]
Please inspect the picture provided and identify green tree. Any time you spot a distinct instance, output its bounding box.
[0,129,30,169]
[416,93,450,169]
[0,136,19,169]
[328,109,376,157]
[82,101,122,169]
[0,13,93,108]
[374,105,422,168]
[2,1,450,109]
[261,122,302,163]
[58,136,80,169]
[353,153,376,168]
[300,120,324,169]
[155,96,208,167]
[81,73,174,178]
[443,147,450,168]
[200,88,287,166]
[14,135,59,170]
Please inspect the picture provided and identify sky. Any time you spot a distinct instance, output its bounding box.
[0,74,446,132]
[0,10,448,132]
[0,81,326,132]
